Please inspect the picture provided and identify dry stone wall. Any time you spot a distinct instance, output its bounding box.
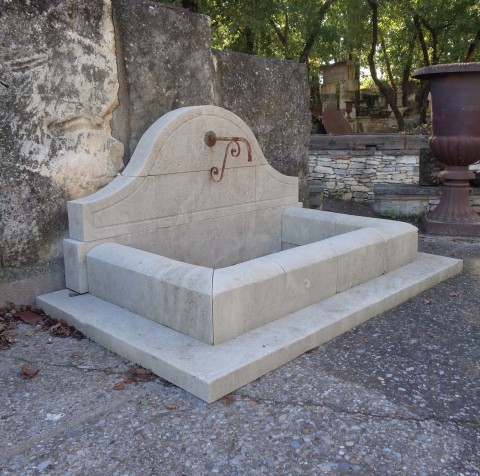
[309,150,420,202]
[309,135,480,203]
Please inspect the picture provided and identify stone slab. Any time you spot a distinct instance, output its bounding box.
[87,243,214,344]
[309,134,429,151]
[281,208,418,272]
[213,50,310,204]
[111,0,215,159]
[373,183,480,218]
[322,108,353,134]
[37,252,462,403]
[0,0,123,275]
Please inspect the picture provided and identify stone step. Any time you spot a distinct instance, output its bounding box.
[37,252,461,403]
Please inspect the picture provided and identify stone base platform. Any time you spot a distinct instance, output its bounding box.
[424,216,480,237]
[38,252,461,403]
[373,184,480,218]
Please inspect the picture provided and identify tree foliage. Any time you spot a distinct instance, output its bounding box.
[158,0,480,128]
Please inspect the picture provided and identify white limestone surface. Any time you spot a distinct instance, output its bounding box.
[37,106,464,403]
[281,208,418,272]
[65,106,299,293]
[87,243,214,344]
[37,252,462,403]
[81,208,420,345]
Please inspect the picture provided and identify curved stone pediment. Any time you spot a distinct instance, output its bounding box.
[65,106,300,292]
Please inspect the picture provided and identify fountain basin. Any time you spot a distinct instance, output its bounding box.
[84,208,417,345]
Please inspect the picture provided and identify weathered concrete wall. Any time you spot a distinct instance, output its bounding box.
[111,1,310,202]
[111,0,215,159]
[0,0,311,304]
[0,0,124,303]
[213,50,311,204]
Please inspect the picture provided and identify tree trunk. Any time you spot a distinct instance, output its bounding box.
[381,39,397,94]
[420,18,439,64]
[465,29,480,62]
[243,27,255,54]
[412,13,432,124]
[413,14,430,66]
[298,0,337,63]
[367,0,405,131]
[308,59,321,110]
[401,32,416,107]
[181,0,199,12]
[269,15,292,58]
[418,83,430,125]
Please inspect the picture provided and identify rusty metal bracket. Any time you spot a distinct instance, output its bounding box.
[205,131,252,182]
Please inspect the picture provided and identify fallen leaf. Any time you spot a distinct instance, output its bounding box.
[0,308,19,350]
[41,317,84,340]
[129,367,154,375]
[21,363,40,379]
[13,310,44,324]
[49,320,72,338]
[166,403,181,410]
[222,394,235,405]
[24,329,35,337]
[1,330,17,348]
[452,251,460,257]
[449,291,460,297]
[363,337,369,345]
[157,376,175,387]
[138,399,148,406]
[113,382,127,391]
[126,366,158,382]
[423,299,433,305]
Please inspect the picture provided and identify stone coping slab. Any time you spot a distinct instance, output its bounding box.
[37,252,461,403]
[309,134,429,151]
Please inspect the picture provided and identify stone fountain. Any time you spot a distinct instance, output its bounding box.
[38,106,461,402]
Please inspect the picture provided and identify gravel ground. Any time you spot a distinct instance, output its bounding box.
[1,201,479,475]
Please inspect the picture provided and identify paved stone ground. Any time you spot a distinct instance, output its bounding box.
[1,201,479,475]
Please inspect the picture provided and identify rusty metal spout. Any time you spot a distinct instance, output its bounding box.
[204,131,252,183]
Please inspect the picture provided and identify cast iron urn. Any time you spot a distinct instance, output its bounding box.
[412,63,480,236]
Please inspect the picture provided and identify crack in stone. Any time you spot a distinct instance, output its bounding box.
[235,392,479,426]
[6,355,129,376]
